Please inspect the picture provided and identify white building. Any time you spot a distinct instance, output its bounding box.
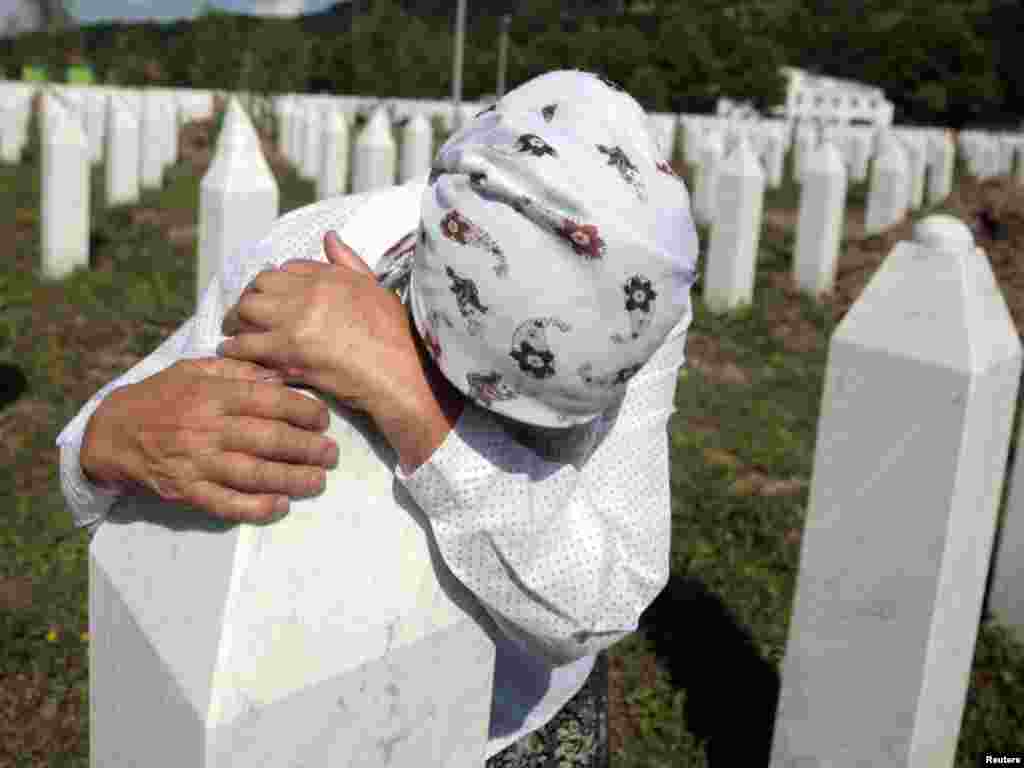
[773,66,894,126]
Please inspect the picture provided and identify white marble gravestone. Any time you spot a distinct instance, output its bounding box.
[277,97,293,161]
[40,94,90,281]
[864,138,907,236]
[769,215,1023,768]
[926,131,955,206]
[793,141,846,297]
[693,130,723,228]
[291,104,307,171]
[899,134,926,210]
[352,107,397,194]
[989,401,1024,647]
[105,97,140,207]
[400,113,432,185]
[90,392,497,767]
[703,137,764,313]
[302,104,323,182]
[196,98,279,304]
[85,90,106,165]
[317,108,350,201]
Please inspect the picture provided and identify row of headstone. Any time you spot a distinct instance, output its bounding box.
[959,129,1024,183]
[276,97,437,198]
[0,81,216,167]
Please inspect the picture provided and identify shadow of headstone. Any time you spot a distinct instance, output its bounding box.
[639,573,781,765]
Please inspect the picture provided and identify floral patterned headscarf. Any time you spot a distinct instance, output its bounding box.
[375,69,699,428]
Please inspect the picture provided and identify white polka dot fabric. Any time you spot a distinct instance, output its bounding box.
[55,181,692,759]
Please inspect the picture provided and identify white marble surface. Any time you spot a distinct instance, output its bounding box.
[90,391,496,767]
[769,221,1023,767]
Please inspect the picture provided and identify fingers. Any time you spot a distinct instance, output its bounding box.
[187,480,291,525]
[228,378,331,432]
[206,449,327,501]
[324,231,373,276]
[190,356,282,381]
[219,415,338,470]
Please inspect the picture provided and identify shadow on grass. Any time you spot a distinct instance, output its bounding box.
[639,573,781,765]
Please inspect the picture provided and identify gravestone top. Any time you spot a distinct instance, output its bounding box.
[912,214,975,255]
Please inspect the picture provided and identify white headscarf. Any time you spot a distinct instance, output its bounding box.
[375,69,699,429]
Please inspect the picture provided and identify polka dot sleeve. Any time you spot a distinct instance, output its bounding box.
[395,307,690,666]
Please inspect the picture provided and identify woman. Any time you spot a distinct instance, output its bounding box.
[57,69,699,764]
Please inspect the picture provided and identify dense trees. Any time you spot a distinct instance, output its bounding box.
[1,0,1020,128]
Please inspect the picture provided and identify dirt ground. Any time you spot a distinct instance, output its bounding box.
[5,115,1024,759]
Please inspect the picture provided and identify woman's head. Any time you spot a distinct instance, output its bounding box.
[408,69,699,428]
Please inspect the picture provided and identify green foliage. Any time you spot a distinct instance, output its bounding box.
[1,0,1021,126]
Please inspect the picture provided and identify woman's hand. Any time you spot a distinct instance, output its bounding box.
[218,231,426,416]
[80,357,339,524]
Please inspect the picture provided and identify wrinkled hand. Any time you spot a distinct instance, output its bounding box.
[219,231,425,416]
[80,357,339,524]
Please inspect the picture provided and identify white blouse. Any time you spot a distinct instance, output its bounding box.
[55,178,692,759]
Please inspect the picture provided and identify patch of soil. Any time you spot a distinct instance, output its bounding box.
[608,649,660,755]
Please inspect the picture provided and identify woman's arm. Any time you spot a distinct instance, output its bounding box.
[56,191,384,534]
[392,312,691,666]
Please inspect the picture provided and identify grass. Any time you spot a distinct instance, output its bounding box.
[1,117,1022,766]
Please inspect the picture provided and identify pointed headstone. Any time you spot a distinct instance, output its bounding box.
[864,138,907,236]
[316,107,349,201]
[41,97,90,280]
[693,131,723,228]
[139,90,164,190]
[351,107,397,194]
[196,97,279,303]
[793,141,847,297]
[104,96,140,207]
[399,113,432,185]
[704,138,765,313]
[770,214,1022,767]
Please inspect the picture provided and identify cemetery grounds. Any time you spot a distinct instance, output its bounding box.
[1,107,1023,766]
